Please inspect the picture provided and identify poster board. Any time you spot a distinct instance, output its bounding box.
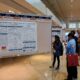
[0,13,52,58]
[52,27,63,42]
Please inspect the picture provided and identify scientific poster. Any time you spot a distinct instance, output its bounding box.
[22,22,37,52]
[0,22,8,50]
[0,21,37,53]
[52,30,61,37]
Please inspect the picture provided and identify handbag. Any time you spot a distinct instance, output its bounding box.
[67,54,79,67]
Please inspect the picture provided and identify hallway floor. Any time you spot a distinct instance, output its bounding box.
[0,53,80,80]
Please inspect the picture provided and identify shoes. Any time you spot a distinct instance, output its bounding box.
[64,78,77,80]
[49,66,60,71]
[64,78,69,80]
[64,79,68,80]
[49,66,54,68]
[55,67,59,70]
[73,78,77,80]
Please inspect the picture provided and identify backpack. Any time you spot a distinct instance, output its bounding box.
[60,42,63,56]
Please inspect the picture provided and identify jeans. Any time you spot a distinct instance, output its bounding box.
[52,55,60,68]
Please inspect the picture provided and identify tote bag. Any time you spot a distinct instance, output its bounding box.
[67,54,79,67]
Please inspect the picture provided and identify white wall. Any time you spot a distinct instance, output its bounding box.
[37,21,52,53]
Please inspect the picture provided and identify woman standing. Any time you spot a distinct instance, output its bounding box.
[50,35,63,70]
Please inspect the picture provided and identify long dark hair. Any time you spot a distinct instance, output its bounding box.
[53,35,61,49]
[54,35,60,43]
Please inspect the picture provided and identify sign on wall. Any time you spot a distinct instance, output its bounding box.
[52,30,61,37]
[52,28,63,42]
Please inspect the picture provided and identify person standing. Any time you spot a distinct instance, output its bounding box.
[65,32,78,80]
[71,30,79,54]
[50,35,63,70]
[77,30,80,55]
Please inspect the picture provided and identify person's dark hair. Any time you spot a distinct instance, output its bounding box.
[55,35,59,39]
[68,32,74,38]
[55,35,60,41]
[71,30,75,35]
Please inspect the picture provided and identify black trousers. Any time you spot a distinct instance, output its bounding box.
[67,60,77,80]
[52,55,60,68]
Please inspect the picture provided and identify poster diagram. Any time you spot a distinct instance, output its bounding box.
[22,22,37,52]
[0,22,8,50]
[0,21,37,53]
[52,30,61,37]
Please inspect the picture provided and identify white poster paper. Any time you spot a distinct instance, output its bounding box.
[22,22,37,52]
[0,21,37,53]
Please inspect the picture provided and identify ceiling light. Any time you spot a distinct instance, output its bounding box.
[71,0,74,3]
[9,10,14,13]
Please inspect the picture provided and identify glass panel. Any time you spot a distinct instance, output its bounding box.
[78,23,80,28]
[68,23,76,28]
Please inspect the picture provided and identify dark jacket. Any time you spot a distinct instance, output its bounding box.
[53,41,63,56]
[74,36,79,53]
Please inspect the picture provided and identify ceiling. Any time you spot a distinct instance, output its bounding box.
[0,0,43,15]
[1,0,80,23]
[42,0,80,22]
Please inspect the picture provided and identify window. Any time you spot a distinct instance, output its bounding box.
[68,23,76,28]
[78,23,80,28]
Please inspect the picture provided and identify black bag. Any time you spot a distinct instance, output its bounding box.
[60,42,63,56]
